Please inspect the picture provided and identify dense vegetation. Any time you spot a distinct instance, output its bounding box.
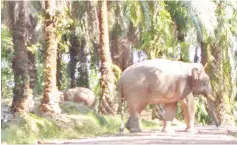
[1,0,237,143]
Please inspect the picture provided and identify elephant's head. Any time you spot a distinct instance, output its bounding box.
[191,63,220,127]
[191,64,212,95]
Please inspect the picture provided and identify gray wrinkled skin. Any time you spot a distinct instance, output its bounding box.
[118,59,219,133]
[61,87,97,108]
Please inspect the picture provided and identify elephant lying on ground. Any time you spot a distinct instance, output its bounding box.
[118,59,219,133]
[60,87,97,108]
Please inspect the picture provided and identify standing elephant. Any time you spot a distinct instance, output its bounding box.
[118,59,219,133]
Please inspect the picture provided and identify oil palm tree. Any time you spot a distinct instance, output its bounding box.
[183,0,236,125]
[40,0,61,114]
[10,1,33,113]
[98,0,116,115]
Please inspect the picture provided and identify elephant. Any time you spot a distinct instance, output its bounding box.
[118,59,219,133]
[60,87,97,108]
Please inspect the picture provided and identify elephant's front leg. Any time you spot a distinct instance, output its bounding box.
[162,102,177,133]
[180,93,196,133]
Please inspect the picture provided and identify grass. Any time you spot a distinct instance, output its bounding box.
[1,102,161,144]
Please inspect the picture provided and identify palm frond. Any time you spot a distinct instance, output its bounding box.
[139,1,151,31]
[182,0,217,38]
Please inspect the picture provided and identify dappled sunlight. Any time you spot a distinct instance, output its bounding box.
[1,0,237,144]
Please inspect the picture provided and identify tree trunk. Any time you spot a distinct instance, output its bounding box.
[228,46,237,101]
[27,51,37,91]
[110,2,128,71]
[69,27,78,88]
[77,37,90,88]
[40,0,61,114]
[200,41,208,65]
[69,2,80,89]
[86,1,98,39]
[56,45,63,90]
[204,2,234,126]
[85,0,100,71]
[194,46,199,63]
[98,0,115,115]
[110,33,132,71]
[11,1,33,113]
[27,13,38,92]
[208,44,233,125]
[201,40,234,126]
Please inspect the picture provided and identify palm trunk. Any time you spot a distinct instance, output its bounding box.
[56,45,63,90]
[98,0,115,115]
[194,46,199,63]
[86,1,98,39]
[208,44,234,125]
[11,1,33,113]
[206,2,234,126]
[27,51,37,91]
[228,44,237,100]
[77,37,90,88]
[200,41,208,65]
[69,27,78,88]
[27,14,38,92]
[40,0,61,114]
[69,2,80,88]
[85,0,100,72]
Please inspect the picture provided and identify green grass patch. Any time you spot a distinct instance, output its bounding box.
[1,103,161,144]
[141,118,161,129]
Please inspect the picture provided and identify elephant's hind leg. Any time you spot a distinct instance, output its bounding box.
[125,100,147,133]
[162,102,177,133]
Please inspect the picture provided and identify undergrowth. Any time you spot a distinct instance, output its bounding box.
[1,102,161,144]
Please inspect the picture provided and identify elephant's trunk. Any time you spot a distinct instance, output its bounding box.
[205,94,220,127]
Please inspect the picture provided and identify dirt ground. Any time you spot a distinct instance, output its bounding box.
[38,125,237,144]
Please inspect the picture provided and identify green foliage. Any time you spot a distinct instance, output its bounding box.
[179,42,191,61]
[204,1,237,125]
[1,103,161,144]
[141,118,161,129]
[182,0,217,40]
[139,1,151,31]
[165,1,190,33]
[124,1,143,28]
[1,114,59,144]
[55,5,73,53]
[1,26,14,98]
[1,2,237,143]
[88,67,101,98]
[140,1,177,59]
[34,45,44,95]
[195,97,212,125]
[176,103,183,121]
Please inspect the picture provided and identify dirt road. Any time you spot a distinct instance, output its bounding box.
[39,125,237,144]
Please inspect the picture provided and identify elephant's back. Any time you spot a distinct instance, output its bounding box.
[121,59,189,78]
[119,59,191,102]
[119,59,191,94]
